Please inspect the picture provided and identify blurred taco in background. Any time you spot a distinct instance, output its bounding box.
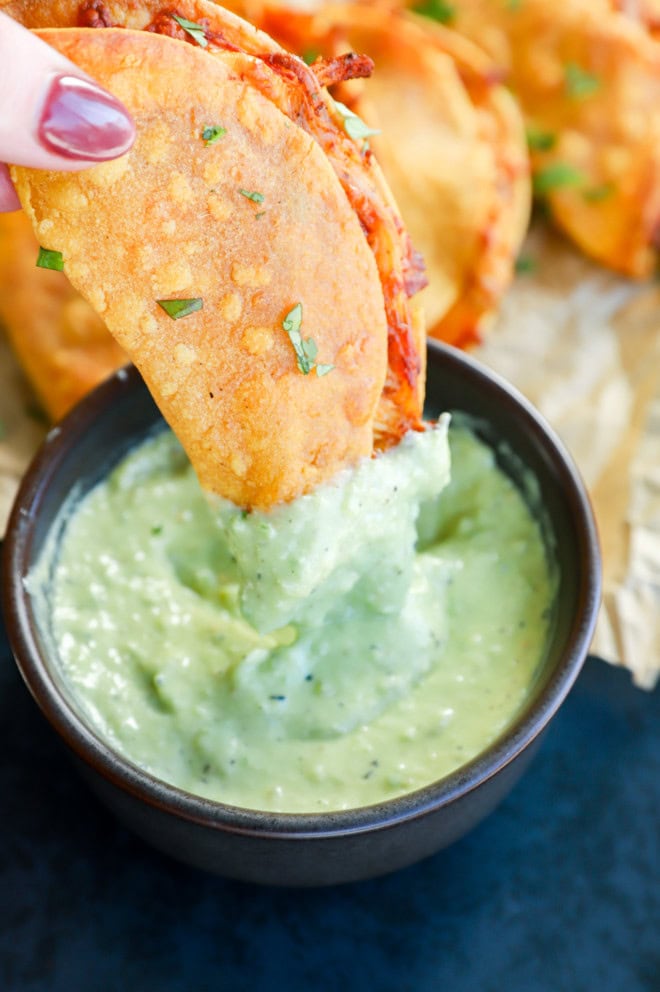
[412,0,660,277]
[226,0,530,348]
[0,210,125,420]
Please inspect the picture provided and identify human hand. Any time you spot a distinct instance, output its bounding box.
[0,12,135,212]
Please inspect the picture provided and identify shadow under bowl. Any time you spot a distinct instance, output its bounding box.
[1,341,601,886]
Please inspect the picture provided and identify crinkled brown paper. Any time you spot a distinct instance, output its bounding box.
[1,223,658,688]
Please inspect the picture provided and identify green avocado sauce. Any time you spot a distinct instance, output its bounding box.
[30,420,556,813]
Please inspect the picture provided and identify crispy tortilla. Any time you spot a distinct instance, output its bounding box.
[0,211,125,420]
[12,26,400,508]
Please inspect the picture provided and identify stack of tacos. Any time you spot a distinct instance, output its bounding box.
[7,0,434,508]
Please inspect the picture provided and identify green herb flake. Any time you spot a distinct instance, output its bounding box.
[302,49,320,66]
[239,189,265,204]
[36,247,64,271]
[201,125,226,145]
[254,211,266,220]
[157,298,203,320]
[507,0,523,10]
[514,255,536,275]
[583,183,615,203]
[532,162,585,196]
[282,302,334,377]
[151,525,163,536]
[412,0,455,24]
[526,127,556,153]
[171,14,208,47]
[333,100,380,143]
[564,62,600,99]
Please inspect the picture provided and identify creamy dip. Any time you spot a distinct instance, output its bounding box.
[30,421,555,812]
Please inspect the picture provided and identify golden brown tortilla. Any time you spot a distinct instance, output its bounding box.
[12,26,399,508]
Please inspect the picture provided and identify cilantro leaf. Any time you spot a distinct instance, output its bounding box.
[171,15,208,48]
[565,62,600,99]
[526,127,556,152]
[36,247,64,271]
[514,255,536,275]
[239,189,265,204]
[201,125,226,145]
[282,303,334,376]
[533,163,585,196]
[157,298,203,319]
[333,100,380,143]
[412,0,455,23]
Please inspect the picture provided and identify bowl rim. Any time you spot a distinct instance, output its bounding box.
[1,341,602,838]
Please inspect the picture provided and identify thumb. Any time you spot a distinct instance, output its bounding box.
[0,12,135,207]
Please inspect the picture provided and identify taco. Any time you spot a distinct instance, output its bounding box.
[7,3,427,508]
[418,0,660,277]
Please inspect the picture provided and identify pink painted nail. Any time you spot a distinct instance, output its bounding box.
[37,74,135,161]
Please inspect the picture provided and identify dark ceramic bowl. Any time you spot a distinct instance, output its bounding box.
[2,342,601,886]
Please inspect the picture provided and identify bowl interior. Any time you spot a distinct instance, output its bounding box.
[2,342,601,836]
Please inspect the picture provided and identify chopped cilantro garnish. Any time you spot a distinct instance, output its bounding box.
[564,62,600,99]
[533,162,585,196]
[412,0,455,23]
[302,49,320,66]
[239,189,265,204]
[171,15,208,48]
[282,303,334,377]
[201,125,226,145]
[526,127,556,152]
[514,255,536,274]
[333,100,380,143]
[157,298,203,319]
[36,247,64,271]
[583,183,614,203]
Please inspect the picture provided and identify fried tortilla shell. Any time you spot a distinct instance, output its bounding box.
[4,0,426,441]
[425,0,660,278]
[13,26,393,509]
[0,211,125,420]
[228,2,530,347]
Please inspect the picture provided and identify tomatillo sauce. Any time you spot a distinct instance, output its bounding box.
[30,420,556,812]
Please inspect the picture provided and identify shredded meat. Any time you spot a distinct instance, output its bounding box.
[77,1,116,28]
[310,52,375,88]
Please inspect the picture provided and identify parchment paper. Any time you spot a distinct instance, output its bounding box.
[1,222,658,688]
[477,224,660,690]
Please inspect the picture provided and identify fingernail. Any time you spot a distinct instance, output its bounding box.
[38,74,135,161]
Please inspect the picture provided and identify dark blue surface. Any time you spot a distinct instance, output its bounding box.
[1,603,658,991]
